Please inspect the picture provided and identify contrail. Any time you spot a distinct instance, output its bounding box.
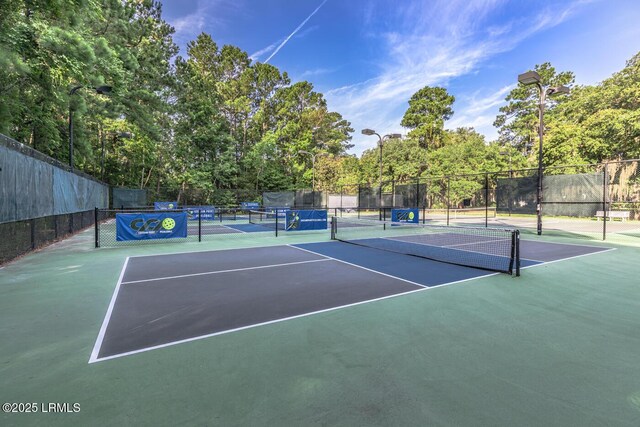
[265,0,328,63]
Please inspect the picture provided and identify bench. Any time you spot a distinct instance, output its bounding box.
[595,210,630,221]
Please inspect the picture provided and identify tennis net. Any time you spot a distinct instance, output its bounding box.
[330,217,520,275]
[248,209,286,231]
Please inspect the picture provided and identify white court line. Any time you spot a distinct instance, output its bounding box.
[288,245,428,289]
[218,223,247,233]
[88,257,130,364]
[519,238,614,250]
[125,243,299,260]
[121,259,331,285]
[290,243,499,286]
[520,247,617,269]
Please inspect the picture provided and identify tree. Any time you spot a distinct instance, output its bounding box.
[401,86,455,149]
[494,62,574,155]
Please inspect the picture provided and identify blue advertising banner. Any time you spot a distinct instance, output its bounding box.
[154,201,179,210]
[184,206,216,221]
[240,202,260,210]
[391,208,419,223]
[116,212,188,241]
[285,210,327,231]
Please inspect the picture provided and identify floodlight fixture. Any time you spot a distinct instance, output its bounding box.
[518,71,541,86]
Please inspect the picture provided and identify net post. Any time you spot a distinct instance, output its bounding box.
[94,207,99,248]
[603,162,608,241]
[510,229,520,277]
[198,209,202,242]
[330,216,337,240]
[275,211,279,237]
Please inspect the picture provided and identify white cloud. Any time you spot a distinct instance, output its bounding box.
[299,67,335,78]
[446,84,515,138]
[325,0,586,155]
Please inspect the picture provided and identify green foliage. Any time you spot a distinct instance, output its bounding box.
[494,62,574,155]
[2,0,639,203]
[401,86,455,149]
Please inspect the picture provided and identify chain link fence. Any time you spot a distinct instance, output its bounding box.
[108,160,640,242]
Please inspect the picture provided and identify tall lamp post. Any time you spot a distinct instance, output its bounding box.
[517,71,569,235]
[361,129,401,211]
[361,128,401,190]
[69,85,112,171]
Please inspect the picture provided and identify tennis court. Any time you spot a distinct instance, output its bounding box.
[91,236,610,362]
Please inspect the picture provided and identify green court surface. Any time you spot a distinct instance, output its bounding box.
[2,228,640,426]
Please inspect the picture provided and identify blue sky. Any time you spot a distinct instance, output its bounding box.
[161,0,640,155]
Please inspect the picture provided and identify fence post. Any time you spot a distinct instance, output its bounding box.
[446,176,450,226]
[603,162,608,241]
[485,173,489,228]
[357,184,361,219]
[94,207,99,248]
[30,218,36,250]
[391,179,395,208]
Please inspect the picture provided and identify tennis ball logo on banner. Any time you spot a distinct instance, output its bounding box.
[129,217,176,233]
[286,211,300,230]
[408,212,415,221]
[168,203,175,209]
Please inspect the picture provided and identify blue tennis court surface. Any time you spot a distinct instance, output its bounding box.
[90,238,612,363]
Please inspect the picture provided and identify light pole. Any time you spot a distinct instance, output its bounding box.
[361,129,401,190]
[69,85,112,171]
[517,71,569,235]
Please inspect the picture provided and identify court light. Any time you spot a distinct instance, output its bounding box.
[518,71,541,85]
[517,69,570,235]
